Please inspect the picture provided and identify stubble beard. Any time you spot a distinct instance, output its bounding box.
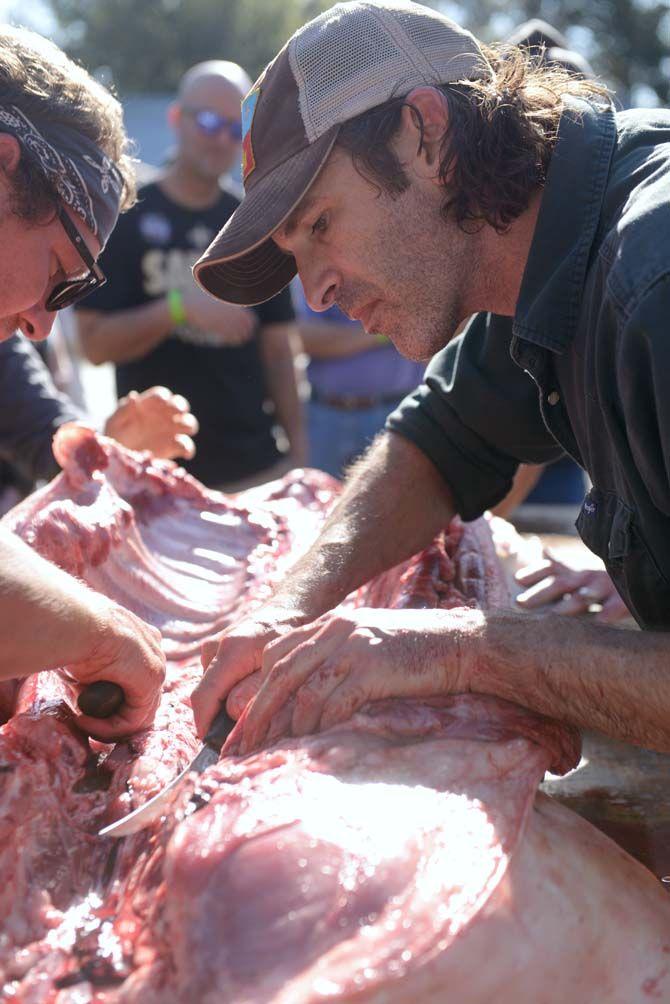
[372,186,474,361]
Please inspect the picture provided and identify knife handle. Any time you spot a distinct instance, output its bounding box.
[78,681,124,719]
[204,705,236,751]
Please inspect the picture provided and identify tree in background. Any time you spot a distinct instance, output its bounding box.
[458,0,670,105]
[41,0,331,92]
[9,0,670,104]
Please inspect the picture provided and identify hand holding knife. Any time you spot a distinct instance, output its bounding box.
[98,705,236,838]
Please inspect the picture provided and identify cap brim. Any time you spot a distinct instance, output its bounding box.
[193,126,339,306]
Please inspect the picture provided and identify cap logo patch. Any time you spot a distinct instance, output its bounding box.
[241,85,260,183]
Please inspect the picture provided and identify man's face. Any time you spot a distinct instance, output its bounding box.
[0,191,101,343]
[174,76,244,182]
[273,146,482,362]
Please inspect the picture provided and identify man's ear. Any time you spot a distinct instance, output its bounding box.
[396,86,450,183]
[0,133,22,178]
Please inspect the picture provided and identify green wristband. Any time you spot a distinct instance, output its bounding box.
[167,288,187,327]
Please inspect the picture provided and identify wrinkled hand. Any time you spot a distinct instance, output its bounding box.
[192,604,311,738]
[181,287,257,346]
[515,550,630,623]
[103,386,198,460]
[228,607,479,755]
[68,603,165,741]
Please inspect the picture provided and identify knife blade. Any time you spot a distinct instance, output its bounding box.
[99,705,236,838]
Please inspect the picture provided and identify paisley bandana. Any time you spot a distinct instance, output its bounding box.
[0,104,124,247]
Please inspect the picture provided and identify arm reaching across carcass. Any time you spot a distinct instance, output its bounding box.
[192,431,457,736]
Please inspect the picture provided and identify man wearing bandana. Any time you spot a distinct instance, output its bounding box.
[0,25,166,739]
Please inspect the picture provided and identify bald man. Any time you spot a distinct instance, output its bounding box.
[76,62,305,489]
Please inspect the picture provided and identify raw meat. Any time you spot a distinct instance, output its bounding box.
[0,425,668,1003]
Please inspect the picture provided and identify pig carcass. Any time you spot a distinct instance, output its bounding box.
[0,425,668,1003]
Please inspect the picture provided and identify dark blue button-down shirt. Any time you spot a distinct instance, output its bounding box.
[388,99,670,628]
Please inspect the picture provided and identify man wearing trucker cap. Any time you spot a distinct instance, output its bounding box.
[191,1,670,755]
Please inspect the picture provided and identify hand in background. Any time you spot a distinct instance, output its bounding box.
[104,386,199,460]
[515,550,630,623]
[181,286,257,346]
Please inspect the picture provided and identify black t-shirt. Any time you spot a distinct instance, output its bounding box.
[77,182,294,486]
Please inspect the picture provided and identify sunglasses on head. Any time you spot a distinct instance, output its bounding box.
[183,107,243,140]
[45,208,106,311]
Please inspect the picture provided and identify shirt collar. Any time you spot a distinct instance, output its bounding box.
[513,97,616,353]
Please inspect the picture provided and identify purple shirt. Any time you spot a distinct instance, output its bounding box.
[293,285,424,397]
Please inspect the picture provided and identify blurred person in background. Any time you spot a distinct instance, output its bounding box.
[38,309,87,408]
[76,60,306,491]
[293,279,423,479]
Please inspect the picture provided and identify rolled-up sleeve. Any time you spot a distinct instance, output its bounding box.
[386,313,564,520]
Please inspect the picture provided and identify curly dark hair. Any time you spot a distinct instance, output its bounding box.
[0,25,136,224]
[337,44,609,234]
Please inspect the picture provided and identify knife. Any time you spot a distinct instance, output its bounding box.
[99,705,236,838]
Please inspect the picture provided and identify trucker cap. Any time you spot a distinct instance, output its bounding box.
[193,0,491,306]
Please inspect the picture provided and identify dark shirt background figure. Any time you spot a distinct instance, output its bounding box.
[76,60,306,490]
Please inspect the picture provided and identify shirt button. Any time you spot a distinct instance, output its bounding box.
[547,390,560,406]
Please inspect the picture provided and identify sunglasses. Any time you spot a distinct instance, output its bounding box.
[183,107,243,141]
[45,208,106,311]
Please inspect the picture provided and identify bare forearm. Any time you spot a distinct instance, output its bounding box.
[473,610,670,750]
[298,320,381,358]
[0,528,107,680]
[274,431,456,617]
[76,302,173,365]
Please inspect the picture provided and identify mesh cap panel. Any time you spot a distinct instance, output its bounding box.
[395,9,491,77]
[292,9,416,140]
[290,1,490,143]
